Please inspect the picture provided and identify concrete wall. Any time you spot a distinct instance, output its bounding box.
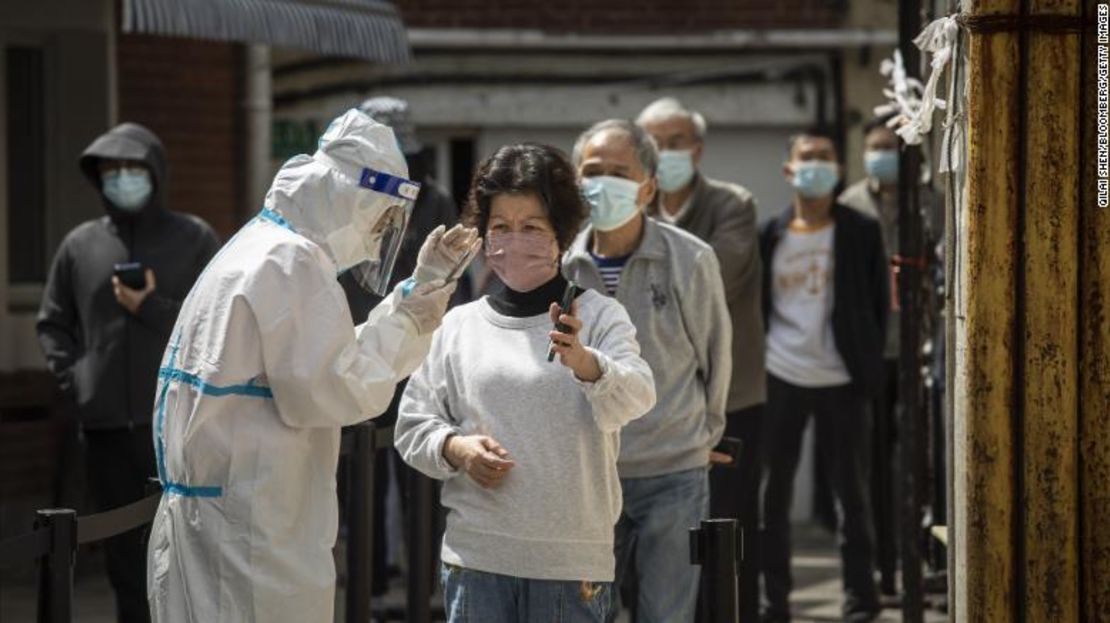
[273,50,832,222]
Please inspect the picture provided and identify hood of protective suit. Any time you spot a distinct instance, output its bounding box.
[79,122,167,221]
[264,109,412,273]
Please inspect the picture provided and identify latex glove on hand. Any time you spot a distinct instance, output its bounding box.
[413,224,482,284]
[396,278,456,335]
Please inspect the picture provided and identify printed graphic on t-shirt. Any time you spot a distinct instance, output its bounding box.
[774,247,832,298]
[765,224,851,388]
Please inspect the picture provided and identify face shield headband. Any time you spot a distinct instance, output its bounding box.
[334,167,422,297]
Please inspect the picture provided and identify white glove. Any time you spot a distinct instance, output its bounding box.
[413,224,482,284]
[395,278,456,335]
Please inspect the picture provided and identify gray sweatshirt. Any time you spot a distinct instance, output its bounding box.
[564,217,733,479]
[394,289,656,582]
[646,174,764,412]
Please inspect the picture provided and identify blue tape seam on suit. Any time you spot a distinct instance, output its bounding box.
[154,338,275,498]
[258,207,295,232]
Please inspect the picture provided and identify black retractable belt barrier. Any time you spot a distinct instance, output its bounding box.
[345,421,376,623]
[405,467,433,622]
[690,518,741,623]
[76,493,161,546]
[35,509,76,623]
[0,483,163,623]
[342,422,399,623]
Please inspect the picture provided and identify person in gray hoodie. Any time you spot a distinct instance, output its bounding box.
[395,143,656,623]
[564,119,732,622]
[36,123,219,622]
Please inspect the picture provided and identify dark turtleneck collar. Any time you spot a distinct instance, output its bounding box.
[487,272,585,318]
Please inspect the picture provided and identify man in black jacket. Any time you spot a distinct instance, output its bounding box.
[36,123,219,623]
[758,129,888,622]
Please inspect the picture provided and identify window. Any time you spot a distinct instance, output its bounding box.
[6,46,47,286]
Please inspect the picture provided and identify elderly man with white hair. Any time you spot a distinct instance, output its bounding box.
[637,97,765,622]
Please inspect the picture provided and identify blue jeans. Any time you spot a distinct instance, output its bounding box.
[441,563,612,623]
[612,466,710,623]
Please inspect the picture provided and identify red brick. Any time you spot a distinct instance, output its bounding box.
[117,34,243,240]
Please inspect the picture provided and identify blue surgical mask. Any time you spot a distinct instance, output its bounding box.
[101,168,153,212]
[790,161,839,199]
[864,149,899,185]
[582,176,643,232]
[656,149,696,192]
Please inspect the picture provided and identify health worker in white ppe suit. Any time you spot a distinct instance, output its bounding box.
[145,109,481,623]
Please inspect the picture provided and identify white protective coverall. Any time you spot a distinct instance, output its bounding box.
[147,111,440,622]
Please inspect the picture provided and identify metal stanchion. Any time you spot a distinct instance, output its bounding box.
[405,468,434,622]
[690,518,740,623]
[35,509,76,623]
[346,422,376,623]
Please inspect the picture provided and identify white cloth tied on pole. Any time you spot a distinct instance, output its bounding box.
[875,15,961,147]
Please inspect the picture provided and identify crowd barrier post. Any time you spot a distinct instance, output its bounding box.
[690,518,741,623]
[34,508,76,623]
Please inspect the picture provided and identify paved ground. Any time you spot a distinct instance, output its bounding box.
[0,523,948,622]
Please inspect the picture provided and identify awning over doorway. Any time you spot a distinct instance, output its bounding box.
[122,0,410,63]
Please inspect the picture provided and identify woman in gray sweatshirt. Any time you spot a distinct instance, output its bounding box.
[395,143,656,622]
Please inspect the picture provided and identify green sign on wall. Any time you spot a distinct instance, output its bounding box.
[272,119,321,161]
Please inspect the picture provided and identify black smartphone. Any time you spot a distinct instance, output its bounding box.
[113,262,146,290]
[712,436,743,468]
[547,281,579,362]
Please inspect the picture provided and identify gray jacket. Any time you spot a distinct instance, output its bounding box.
[839,178,899,360]
[647,174,764,412]
[564,216,732,478]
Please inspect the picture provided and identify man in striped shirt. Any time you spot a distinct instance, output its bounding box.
[589,252,629,295]
[564,119,733,622]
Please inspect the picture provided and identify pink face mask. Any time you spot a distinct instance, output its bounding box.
[485,231,559,292]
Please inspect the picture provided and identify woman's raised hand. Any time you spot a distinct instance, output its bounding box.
[548,300,602,383]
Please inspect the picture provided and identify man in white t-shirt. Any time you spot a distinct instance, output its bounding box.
[758,129,889,622]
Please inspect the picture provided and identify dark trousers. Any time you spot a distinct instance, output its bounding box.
[84,426,156,623]
[761,375,878,619]
[707,405,764,622]
[871,359,899,594]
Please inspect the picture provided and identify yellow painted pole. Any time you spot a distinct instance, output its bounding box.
[1022,1,1081,621]
[1080,0,1110,616]
[957,1,1020,619]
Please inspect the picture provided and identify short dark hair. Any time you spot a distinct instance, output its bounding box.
[785,127,840,161]
[863,112,899,137]
[463,143,590,252]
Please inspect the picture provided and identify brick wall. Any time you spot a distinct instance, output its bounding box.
[116,34,243,239]
[393,0,843,32]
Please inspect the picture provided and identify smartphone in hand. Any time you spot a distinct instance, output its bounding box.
[547,281,579,362]
[113,262,146,290]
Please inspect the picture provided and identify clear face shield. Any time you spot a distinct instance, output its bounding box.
[328,167,421,296]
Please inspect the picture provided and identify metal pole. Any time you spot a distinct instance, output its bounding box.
[897,0,926,619]
[35,509,76,623]
[689,519,740,623]
[243,44,271,225]
[346,423,376,623]
[405,468,433,622]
